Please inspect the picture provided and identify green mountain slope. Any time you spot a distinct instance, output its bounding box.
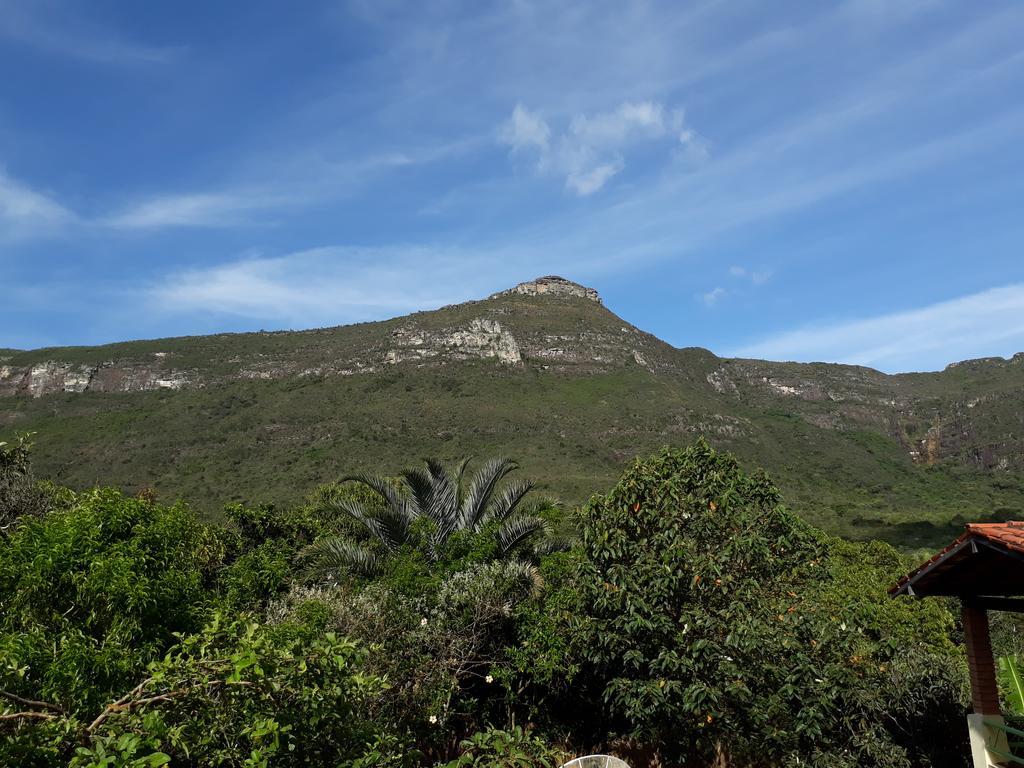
[2,276,1022,549]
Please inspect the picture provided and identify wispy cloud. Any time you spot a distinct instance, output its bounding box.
[0,0,178,63]
[498,101,704,195]
[148,245,537,327]
[696,267,772,308]
[102,191,285,230]
[0,169,75,238]
[102,139,484,231]
[732,283,1024,372]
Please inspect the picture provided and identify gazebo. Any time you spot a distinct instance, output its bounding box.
[891,522,1024,767]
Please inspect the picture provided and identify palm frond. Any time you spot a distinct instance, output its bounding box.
[460,457,518,531]
[484,479,536,525]
[298,537,381,579]
[401,467,435,518]
[451,455,474,508]
[424,457,459,526]
[363,504,415,551]
[533,534,576,556]
[497,514,550,557]
[341,472,409,517]
[324,497,372,523]
[324,497,409,551]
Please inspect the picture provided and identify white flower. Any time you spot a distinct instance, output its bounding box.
[485,675,494,684]
[429,715,438,724]
[420,617,428,626]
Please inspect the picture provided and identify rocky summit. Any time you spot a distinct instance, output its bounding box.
[2,276,1023,549]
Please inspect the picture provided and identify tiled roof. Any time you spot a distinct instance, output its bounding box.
[889,522,1024,596]
[966,522,1024,555]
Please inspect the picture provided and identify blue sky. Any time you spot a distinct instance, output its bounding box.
[2,0,1023,372]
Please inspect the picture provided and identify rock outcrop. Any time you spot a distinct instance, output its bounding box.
[386,318,522,366]
[490,275,601,303]
[0,359,190,398]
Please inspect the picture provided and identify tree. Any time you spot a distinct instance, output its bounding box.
[300,457,561,580]
[0,434,50,536]
[573,440,966,767]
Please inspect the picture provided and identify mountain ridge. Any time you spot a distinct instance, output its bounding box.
[2,275,1023,549]
[3,276,1021,376]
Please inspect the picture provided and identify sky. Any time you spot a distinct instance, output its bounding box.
[1,0,1023,373]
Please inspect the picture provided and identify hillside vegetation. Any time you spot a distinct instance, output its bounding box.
[0,438,973,767]
[2,277,1023,550]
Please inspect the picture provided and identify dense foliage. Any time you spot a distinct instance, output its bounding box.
[572,442,967,766]
[0,440,980,767]
[0,490,222,714]
[300,456,562,580]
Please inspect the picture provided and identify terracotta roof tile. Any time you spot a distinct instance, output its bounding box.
[889,521,1024,596]
[965,522,1024,555]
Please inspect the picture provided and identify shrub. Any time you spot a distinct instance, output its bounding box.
[269,560,542,762]
[70,615,395,768]
[0,489,223,716]
[439,726,568,768]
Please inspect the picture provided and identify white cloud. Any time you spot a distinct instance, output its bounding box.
[565,161,624,197]
[732,283,1024,372]
[148,245,539,327]
[499,104,550,152]
[499,100,703,195]
[702,287,726,306]
[103,191,283,230]
[729,266,772,285]
[567,101,678,147]
[0,169,74,237]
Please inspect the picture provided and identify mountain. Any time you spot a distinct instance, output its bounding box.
[2,276,1023,549]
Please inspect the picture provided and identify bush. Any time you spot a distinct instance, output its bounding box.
[3,613,399,768]
[0,489,223,716]
[70,615,396,768]
[270,560,542,762]
[439,726,568,767]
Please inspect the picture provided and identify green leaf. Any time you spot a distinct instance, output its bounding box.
[999,656,1024,715]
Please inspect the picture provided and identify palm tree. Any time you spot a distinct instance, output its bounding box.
[300,457,564,580]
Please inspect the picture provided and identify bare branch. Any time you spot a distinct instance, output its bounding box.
[0,690,65,714]
[0,710,58,721]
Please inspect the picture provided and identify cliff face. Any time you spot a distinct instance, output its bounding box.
[0,358,192,397]
[701,354,1024,471]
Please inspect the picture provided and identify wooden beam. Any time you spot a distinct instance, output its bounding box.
[963,596,1024,613]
